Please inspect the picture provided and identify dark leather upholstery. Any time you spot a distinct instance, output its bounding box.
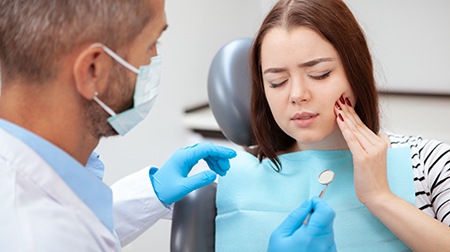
[170,183,217,252]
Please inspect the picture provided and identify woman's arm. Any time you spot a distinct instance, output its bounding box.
[365,191,450,251]
[334,96,450,251]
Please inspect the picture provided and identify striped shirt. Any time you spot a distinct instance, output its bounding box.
[389,133,450,225]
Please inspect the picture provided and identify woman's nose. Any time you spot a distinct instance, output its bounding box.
[290,78,311,104]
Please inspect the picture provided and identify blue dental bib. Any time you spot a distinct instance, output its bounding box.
[216,147,414,252]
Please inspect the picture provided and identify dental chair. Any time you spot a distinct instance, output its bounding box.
[170,37,254,252]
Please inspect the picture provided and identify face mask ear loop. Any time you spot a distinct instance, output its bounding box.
[92,91,117,117]
[90,43,139,74]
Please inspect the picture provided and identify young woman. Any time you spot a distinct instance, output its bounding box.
[215,0,450,251]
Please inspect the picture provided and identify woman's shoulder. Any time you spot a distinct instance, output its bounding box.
[387,132,448,146]
[231,149,260,163]
[386,132,450,160]
[387,132,424,148]
[218,149,262,186]
[224,149,261,175]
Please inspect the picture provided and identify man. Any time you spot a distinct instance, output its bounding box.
[0,0,335,251]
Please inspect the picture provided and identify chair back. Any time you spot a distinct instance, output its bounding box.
[170,183,217,252]
[207,37,254,147]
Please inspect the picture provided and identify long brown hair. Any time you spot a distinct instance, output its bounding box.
[250,0,379,171]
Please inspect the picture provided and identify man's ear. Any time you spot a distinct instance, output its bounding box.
[73,46,112,100]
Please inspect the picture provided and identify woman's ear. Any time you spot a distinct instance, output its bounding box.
[72,45,112,100]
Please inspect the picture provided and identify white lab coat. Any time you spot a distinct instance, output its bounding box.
[0,128,172,251]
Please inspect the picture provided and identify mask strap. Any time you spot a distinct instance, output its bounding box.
[90,43,139,74]
[92,91,116,116]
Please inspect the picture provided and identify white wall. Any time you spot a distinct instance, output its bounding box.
[98,1,450,252]
[380,94,450,144]
[345,0,450,95]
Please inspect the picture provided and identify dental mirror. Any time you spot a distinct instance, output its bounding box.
[318,169,334,198]
[303,169,335,225]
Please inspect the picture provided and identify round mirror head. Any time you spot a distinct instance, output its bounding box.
[318,170,334,185]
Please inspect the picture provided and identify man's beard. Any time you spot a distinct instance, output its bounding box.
[85,63,134,138]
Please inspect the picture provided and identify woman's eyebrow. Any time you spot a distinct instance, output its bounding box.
[263,57,335,74]
[263,67,287,74]
[298,57,334,68]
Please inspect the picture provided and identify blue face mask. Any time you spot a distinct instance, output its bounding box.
[91,43,161,136]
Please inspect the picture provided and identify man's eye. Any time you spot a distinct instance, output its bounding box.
[310,71,331,80]
[269,79,287,88]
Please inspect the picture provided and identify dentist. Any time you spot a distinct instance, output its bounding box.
[0,0,235,250]
[0,0,335,251]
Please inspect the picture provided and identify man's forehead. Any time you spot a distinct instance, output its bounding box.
[149,0,167,35]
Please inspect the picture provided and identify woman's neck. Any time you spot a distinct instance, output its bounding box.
[291,129,349,152]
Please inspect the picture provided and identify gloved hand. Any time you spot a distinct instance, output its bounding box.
[268,197,336,252]
[149,142,237,205]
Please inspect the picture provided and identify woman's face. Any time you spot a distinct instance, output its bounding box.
[261,26,355,151]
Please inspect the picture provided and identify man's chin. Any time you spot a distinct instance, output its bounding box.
[100,124,119,137]
[96,124,119,138]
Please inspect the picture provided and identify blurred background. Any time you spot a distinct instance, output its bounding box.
[94,0,450,251]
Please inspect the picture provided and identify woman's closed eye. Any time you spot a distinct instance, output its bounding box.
[309,70,332,80]
[269,79,288,88]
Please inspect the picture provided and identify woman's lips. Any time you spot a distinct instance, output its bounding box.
[291,112,318,127]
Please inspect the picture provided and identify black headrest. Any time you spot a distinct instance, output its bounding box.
[207,38,254,147]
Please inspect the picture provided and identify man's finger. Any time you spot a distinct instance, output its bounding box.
[275,200,313,236]
[307,197,335,235]
[182,170,217,192]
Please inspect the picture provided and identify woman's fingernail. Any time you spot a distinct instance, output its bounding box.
[339,96,345,104]
[335,102,342,110]
[338,113,344,122]
[345,97,352,107]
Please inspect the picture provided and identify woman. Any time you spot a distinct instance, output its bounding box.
[215,0,450,251]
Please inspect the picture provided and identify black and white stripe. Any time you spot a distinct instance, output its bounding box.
[389,133,450,225]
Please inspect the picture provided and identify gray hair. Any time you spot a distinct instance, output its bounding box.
[0,0,152,83]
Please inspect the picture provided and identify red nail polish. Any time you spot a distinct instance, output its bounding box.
[345,98,352,107]
[338,113,344,122]
[335,102,342,110]
[339,96,345,104]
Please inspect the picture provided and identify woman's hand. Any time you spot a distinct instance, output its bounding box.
[334,96,392,206]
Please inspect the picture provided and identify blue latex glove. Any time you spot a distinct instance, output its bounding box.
[268,197,336,252]
[150,142,237,205]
